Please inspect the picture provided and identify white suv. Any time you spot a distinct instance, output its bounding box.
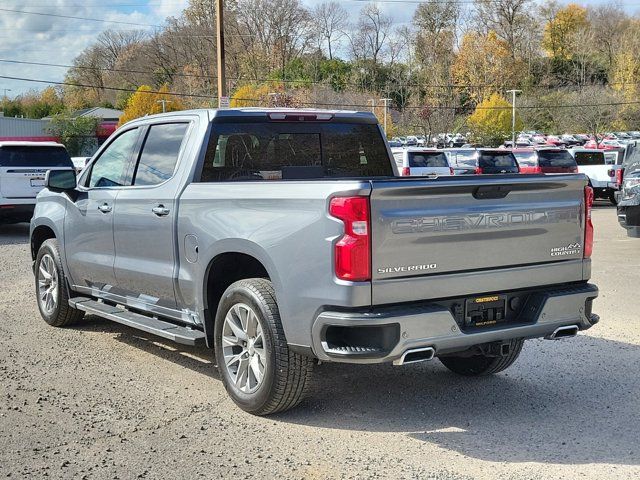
[391,147,454,177]
[0,142,74,223]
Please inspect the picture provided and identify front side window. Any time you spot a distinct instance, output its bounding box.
[87,128,139,188]
[133,123,189,186]
[200,122,392,182]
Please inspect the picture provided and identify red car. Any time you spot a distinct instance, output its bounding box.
[511,148,578,174]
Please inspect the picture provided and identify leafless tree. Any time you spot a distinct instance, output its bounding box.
[348,4,392,64]
[311,1,347,60]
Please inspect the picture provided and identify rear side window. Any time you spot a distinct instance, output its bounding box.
[199,122,392,181]
[513,151,537,167]
[537,150,577,168]
[0,146,72,168]
[133,123,189,186]
[408,152,448,168]
[478,152,518,168]
[574,152,605,166]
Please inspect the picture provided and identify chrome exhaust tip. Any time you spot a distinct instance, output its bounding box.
[546,325,579,340]
[393,346,435,366]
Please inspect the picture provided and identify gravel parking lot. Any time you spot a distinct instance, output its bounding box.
[1,203,638,479]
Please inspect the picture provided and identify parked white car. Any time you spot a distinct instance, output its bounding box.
[0,141,74,224]
[569,148,620,204]
[391,147,454,177]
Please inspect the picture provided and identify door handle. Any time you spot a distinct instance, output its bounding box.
[98,203,112,213]
[152,205,170,216]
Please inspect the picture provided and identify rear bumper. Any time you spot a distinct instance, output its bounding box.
[310,283,599,364]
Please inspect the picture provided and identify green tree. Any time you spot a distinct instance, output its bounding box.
[467,93,522,146]
[47,115,99,156]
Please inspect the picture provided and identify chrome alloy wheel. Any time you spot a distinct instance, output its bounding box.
[222,303,266,393]
[37,254,59,315]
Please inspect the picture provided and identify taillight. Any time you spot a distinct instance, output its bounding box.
[401,167,410,176]
[449,167,454,175]
[616,168,624,187]
[475,167,483,174]
[533,166,543,174]
[329,196,371,281]
[584,186,594,258]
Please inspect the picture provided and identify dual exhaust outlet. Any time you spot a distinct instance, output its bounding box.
[392,324,580,366]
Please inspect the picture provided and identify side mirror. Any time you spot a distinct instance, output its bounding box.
[45,169,77,193]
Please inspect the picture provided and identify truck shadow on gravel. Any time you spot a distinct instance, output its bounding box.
[73,316,638,466]
[278,335,639,466]
[76,315,220,380]
[0,223,30,245]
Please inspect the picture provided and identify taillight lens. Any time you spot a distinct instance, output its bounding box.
[616,168,624,186]
[475,167,483,174]
[329,196,371,281]
[584,186,594,258]
[401,167,410,176]
[449,167,455,175]
[534,166,543,174]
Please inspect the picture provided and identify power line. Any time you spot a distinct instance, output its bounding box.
[0,8,164,27]
[2,73,640,111]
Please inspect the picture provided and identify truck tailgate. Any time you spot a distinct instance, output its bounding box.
[370,175,588,302]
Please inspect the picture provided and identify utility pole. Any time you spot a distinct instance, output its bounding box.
[156,99,171,113]
[216,0,226,107]
[1,88,10,99]
[380,98,392,138]
[370,99,375,113]
[506,89,522,147]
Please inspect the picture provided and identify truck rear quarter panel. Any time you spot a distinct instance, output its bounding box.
[176,181,372,347]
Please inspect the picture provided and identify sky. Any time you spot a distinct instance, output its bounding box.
[0,0,637,98]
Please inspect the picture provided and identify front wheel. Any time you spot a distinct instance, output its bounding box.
[439,339,524,376]
[214,278,313,415]
[35,239,84,327]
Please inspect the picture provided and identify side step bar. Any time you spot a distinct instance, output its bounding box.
[69,297,206,346]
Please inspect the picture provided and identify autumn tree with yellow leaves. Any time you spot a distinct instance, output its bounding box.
[467,93,522,146]
[541,4,588,60]
[118,85,185,126]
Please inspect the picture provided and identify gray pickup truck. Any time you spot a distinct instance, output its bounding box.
[30,108,599,415]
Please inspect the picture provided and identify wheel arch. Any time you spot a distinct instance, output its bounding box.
[201,245,282,347]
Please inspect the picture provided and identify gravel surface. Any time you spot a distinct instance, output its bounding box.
[1,204,639,479]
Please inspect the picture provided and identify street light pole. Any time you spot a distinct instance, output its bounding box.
[1,88,11,99]
[216,0,226,107]
[156,99,171,113]
[380,98,392,138]
[506,89,522,147]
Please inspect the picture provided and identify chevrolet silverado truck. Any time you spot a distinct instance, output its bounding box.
[30,108,599,415]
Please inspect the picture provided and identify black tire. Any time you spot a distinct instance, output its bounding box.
[213,278,313,415]
[609,191,618,206]
[439,338,524,376]
[34,239,84,327]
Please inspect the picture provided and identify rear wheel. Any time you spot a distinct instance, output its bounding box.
[214,278,313,415]
[35,239,84,327]
[609,191,618,205]
[439,339,524,376]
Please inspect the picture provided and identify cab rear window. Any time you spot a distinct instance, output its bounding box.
[408,152,448,168]
[478,151,518,168]
[574,152,605,166]
[0,146,73,168]
[200,122,393,181]
[537,150,577,168]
